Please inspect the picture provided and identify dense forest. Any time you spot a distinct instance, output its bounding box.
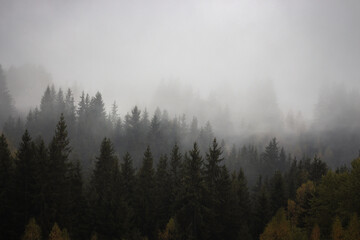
[1,64,360,240]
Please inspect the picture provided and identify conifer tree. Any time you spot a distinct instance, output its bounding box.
[0,65,14,127]
[155,155,172,230]
[135,146,156,239]
[46,114,72,231]
[90,138,129,240]
[176,142,207,240]
[169,143,182,215]
[0,134,14,239]
[270,171,286,215]
[120,152,136,203]
[14,130,38,234]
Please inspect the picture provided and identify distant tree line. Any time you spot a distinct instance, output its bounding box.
[1,113,359,240]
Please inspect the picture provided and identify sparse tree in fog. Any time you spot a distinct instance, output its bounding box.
[0,65,14,128]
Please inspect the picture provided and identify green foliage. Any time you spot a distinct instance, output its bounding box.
[135,146,156,239]
[0,134,14,238]
[175,143,207,240]
[90,138,130,240]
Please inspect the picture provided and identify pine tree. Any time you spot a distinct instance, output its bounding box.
[270,171,286,215]
[46,114,72,231]
[90,138,129,240]
[203,138,229,239]
[169,144,182,215]
[120,152,136,203]
[135,146,156,239]
[0,64,14,127]
[176,142,207,240]
[155,155,171,230]
[14,130,38,235]
[0,134,14,239]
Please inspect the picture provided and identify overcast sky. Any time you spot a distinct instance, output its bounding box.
[1,0,360,117]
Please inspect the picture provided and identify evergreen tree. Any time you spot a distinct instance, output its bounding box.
[120,152,136,204]
[270,171,286,215]
[46,114,72,231]
[90,138,129,240]
[135,146,156,239]
[169,144,182,215]
[0,134,14,239]
[155,155,172,230]
[262,138,280,175]
[176,142,207,240]
[14,130,38,235]
[0,64,14,127]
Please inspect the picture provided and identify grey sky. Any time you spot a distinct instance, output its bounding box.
[1,0,360,118]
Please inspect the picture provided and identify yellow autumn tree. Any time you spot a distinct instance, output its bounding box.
[345,214,360,240]
[310,223,321,240]
[158,218,178,240]
[61,229,70,240]
[23,218,42,240]
[260,208,293,240]
[331,216,344,240]
[287,199,298,227]
[296,181,315,229]
[48,223,63,240]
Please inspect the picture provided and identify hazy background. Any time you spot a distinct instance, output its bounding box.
[1,0,360,132]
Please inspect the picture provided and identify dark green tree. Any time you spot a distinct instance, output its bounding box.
[155,154,172,230]
[14,130,38,236]
[270,171,286,215]
[0,134,14,239]
[90,138,130,240]
[176,142,207,240]
[46,114,72,232]
[169,144,182,215]
[135,146,156,239]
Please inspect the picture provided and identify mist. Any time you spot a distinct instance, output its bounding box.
[1,0,360,166]
[1,0,360,116]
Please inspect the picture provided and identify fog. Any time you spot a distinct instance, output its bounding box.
[1,0,360,151]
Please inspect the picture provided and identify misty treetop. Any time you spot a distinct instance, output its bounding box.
[1,114,359,240]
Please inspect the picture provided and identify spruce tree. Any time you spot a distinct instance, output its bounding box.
[47,114,72,231]
[155,154,171,230]
[0,134,14,239]
[90,138,129,240]
[14,130,38,235]
[176,142,207,240]
[135,146,156,239]
[169,144,182,215]
[120,152,136,203]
